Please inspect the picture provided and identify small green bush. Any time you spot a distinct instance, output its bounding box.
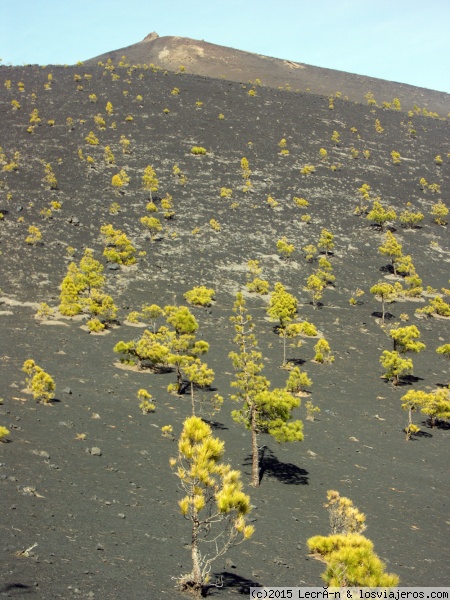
[190,146,207,155]
[184,286,215,307]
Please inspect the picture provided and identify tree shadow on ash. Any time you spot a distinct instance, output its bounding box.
[419,417,449,431]
[381,374,424,387]
[380,264,394,274]
[436,381,450,389]
[0,583,33,594]
[371,311,396,321]
[139,361,173,374]
[397,374,424,387]
[202,419,228,431]
[47,397,61,404]
[413,430,433,439]
[207,572,261,596]
[286,357,306,366]
[177,381,219,395]
[306,301,324,309]
[243,446,309,485]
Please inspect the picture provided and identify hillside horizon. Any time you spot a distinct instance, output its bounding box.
[81,32,450,115]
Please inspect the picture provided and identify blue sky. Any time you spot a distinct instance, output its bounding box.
[1,0,449,93]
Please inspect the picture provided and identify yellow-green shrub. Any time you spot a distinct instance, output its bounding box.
[184,286,215,307]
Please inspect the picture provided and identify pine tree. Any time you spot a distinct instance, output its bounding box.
[58,249,115,327]
[246,260,270,295]
[308,533,399,587]
[140,215,162,239]
[22,360,55,404]
[318,228,334,255]
[399,203,424,228]
[430,200,448,225]
[389,325,425,354]
[324,490,366,535]
[276,236,295,261]
[142,165,158,201]
[370,281,402,323]
[318,256,334,280]
[111,173,125,195]
[229,294,303,486]
[400,389,430,439]
[302,244,317,262]
[100,224,136,265]
[307,491,399,587]
[331,130,340,145]
[378,231,402,275]
[141,303,164,332]
[421,388,450,427]
[78,248,105,294]
[183,359,217,416]
[229,293,269,486]
[267,282,297,328]
[286,366,312,395]
[278,323,304,367]
[137,388,155,413]
[251,388,304,443]
[279,321,318,367]
[184,286,215,307]
[367,200,396,229]
[170,416,254,596]
[267,283,300,364]
[166,306,209,394]
[161,193,175,219]
[86,290,117,329]
[417,296,450,318]
[305,273,325,308]
[114,327,171,370]
[103,146,115,165]
[25,225,42,245]
[314,338,334,364]
[380,351,413,386]
[240,157,251,180]
[404,269,423,298]
[355,183,371,215]
[42,162,58,190]
[59,262,84,316]
[395,254,415,277]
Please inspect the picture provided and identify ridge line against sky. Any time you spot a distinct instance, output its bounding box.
[1,0,449,95]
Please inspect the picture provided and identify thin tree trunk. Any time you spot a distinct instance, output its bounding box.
[191,381,195,416]
[405,408,412,440]
[191,515,202,595]
[392,258,397,276]
[176,363,182,394]
[251,404,259,487]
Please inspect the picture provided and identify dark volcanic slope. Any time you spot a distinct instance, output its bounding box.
[0,64,449,599]
[84,33,450,116]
